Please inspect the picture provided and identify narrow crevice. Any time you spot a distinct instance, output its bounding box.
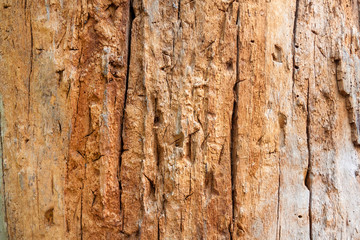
[24,0,27,20]
[155,133,161,167]
[305,38,314,240]
[80,187,83,240]
[287,2,300,239]
[28,15,34,121]
[276,116,287,240]
[305,87,312,240]
[157,219,160,240]
[119,0,135,227]
[292,1,312,238]
[143,174,156,197]
[177,0,181,21]
[180,210,183,233]
[230,2,241,234]
[153,97,162,168]
[187,133,192,162]
[230,94,237,232]
[0,114,9,239]
[188,172,192,198]
[229,222,233,240]
[184,192,193,200]
[276,161,281,240]
[291,0,300,91]
[218,143,224,164]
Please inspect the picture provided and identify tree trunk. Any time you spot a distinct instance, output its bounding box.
[1,0,360,239]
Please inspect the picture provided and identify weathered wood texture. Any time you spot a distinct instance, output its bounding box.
[1,0,360,239]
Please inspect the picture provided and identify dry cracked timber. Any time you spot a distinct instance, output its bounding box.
[2,0,360,239]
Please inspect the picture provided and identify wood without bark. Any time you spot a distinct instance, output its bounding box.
[1,0,360,239]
